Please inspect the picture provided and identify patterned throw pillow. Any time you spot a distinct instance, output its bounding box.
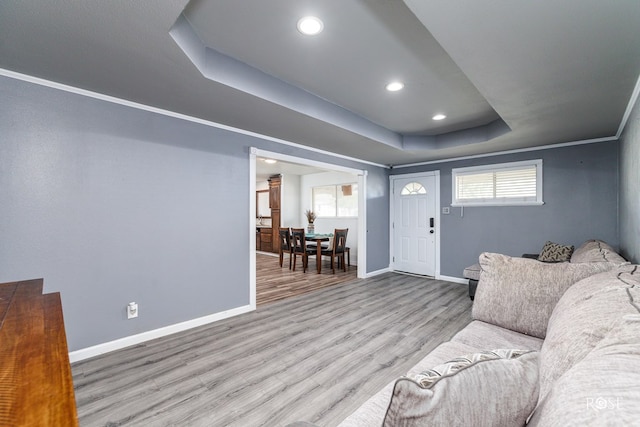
[383,349,539,427]
[411,349,530,387]
[538,241,574,262]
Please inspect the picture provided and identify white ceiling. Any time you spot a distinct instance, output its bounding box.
[1,0,639,166]
[256,158,327,181]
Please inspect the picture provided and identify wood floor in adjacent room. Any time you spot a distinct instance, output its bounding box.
[256,251,358,305]
[72,273,472,427]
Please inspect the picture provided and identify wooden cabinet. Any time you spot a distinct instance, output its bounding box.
[269,177,281,210]
[268,175,281,253]
[257,228,273,252]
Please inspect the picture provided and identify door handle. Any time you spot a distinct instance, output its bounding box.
[429,217,434,228]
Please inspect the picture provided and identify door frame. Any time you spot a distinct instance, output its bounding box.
[389,171,441,278]
[250,147,368,309]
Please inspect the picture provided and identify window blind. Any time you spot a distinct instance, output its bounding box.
[452,160,542,206]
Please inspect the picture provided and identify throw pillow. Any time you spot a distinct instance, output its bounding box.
[538,264,640,400]
[383,349,539,427]
[537,241,574,262]
[472,253,618,338]
[529,314,640,426]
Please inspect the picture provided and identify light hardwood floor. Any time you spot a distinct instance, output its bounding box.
[256,251,358,305]
[72,273,472,427]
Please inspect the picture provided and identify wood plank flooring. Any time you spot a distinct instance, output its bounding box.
[256,252,357,306]
[72,273,472,427]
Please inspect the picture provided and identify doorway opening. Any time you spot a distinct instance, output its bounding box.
[249,147,367,308]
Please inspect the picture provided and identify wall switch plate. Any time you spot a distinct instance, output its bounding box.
[127,302,139,319]
[442,207,450,214]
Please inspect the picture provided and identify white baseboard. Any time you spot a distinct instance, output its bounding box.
[69,304,255,363]
[366,267,391,278]
[437,275,468,285]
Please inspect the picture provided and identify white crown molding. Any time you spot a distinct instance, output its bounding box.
[0,68,387,169]
[3,66,636,172]
[393,71,640,169]
[617,73,640,138]
[392,136,618,169]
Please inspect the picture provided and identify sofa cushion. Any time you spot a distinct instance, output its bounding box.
[472,253,617,339]
[537,241,574,262]
[529,314,640,426]
[538,264,640,400]
[383,350,539,427]
[570,239,627,263]
[451,320,544,351]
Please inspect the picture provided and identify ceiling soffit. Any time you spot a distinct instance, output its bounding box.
[171,1,508,154]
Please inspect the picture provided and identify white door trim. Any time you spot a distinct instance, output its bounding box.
[250,148,368,308]
[389,171,441,279]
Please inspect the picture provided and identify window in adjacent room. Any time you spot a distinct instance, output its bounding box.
[452,159,543,206]
[313,183,358,217]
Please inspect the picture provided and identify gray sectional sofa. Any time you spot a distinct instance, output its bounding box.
[337,240,640,426]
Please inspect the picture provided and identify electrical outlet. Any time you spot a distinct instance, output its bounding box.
[127,302,139,319]
[442,207,450,215]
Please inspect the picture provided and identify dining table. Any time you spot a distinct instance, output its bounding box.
[305,233,332,274]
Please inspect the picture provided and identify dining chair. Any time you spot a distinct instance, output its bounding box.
[319,241,350,266]
[321,228,348,273]
[278,227,293,269]
[291,228,315,272]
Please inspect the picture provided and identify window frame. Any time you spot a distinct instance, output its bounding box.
[451,159,544,207]
[312,183,358,218]
[400,182,427,195]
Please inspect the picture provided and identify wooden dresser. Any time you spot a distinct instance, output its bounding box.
[0,279,78,426]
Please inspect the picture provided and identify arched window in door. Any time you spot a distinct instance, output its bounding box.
[400,182,427,195]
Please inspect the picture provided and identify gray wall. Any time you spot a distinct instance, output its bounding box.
[0,75,389,351]
[619,94,640,263]
[394,141,620,277]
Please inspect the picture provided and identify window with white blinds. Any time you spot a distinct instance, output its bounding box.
[452,160,543,206]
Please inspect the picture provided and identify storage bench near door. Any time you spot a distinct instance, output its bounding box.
[463,263,481,300]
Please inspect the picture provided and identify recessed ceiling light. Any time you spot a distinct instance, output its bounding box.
[386,81,404,92]
[263,159,277,164]
[297,16,323,35]
[432,114,447,121]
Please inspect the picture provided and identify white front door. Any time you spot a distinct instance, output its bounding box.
[391,174,438,276]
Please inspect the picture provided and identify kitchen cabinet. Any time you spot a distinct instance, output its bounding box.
[269,176,281,210]
[268,175,281,253]
[257,227,273,252]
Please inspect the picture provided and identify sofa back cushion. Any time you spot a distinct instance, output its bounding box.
[383,350,539,427]
[472,253,617,339]
[530,313,640,426]
[570,239,627,263]
[538,264,640,400]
